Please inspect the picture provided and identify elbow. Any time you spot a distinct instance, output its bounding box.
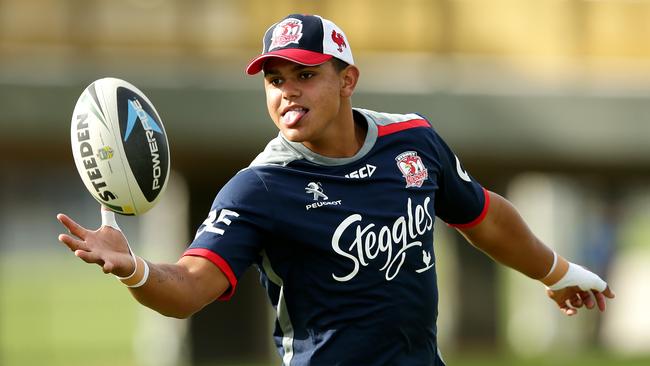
[156,304,201,319]
[139,299,204,319]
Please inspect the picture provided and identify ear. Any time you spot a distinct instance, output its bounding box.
[340,65,360,98]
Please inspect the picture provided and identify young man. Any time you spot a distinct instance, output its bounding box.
[57,14,615,366]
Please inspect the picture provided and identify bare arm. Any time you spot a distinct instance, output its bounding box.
[458,191,615,316]
[458,191,555,280]
[56,211,229,318]
[127,256,229,318]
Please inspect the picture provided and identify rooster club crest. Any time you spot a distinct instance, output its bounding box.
[395,151,429,188]
[269,18,303,50]
[331,30,347,52]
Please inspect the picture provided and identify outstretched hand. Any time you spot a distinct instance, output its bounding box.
[57,209,135,277]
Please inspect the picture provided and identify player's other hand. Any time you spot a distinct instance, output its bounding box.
[546,285,615,316]
[545,263,615,316]
[56,211,134,277]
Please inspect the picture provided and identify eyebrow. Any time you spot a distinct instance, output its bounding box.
[263,64,317,77]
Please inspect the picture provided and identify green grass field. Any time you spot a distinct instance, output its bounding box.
[2,252,648,366]
[0,252,137,366]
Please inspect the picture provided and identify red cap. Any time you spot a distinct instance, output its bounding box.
[245,14,354,75]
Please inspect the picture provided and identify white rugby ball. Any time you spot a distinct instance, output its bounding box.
[70,77,170,215]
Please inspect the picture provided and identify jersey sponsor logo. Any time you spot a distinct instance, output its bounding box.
[331,197,435,282]
[269,18,303,50]
[305,182,328,200]
[395,151,428,188]
[305,182,342,210]
[455,155,471,182]
[345,164,376,179]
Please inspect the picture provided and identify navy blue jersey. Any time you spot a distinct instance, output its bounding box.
[184,108,489,366]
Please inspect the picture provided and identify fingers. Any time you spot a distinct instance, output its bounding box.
[561,305,578,316]
[595,286,616,312]
[57,212,129,276]
[578,286,614,312]
[594,290,608,312]
[547,284,615,316]
[559,298,578,316]
[72,245,120,274]
[57,213,89,240]
[569,294,583,309]
[548,287,586,316]
[58,233,87,252]
[578,290,595,309]
[74,249,104,266]
[79,243,115,274]
[602,286,616,299]
[547,288,578,316]
[578,284,614,312]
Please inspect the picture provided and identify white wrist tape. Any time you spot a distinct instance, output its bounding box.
[127,259,150,288]
[548,262,607,292]
[115,249,138,281]
[545,251,558,279]
[101,208,122,231]
[117,256,150,288]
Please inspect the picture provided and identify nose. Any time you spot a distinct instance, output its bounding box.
[281,79,301,100]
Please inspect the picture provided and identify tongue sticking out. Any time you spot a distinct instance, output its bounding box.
[282,109,307,126]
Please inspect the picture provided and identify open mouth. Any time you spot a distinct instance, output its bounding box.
[281,107,309,127]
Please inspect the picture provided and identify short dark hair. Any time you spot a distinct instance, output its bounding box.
[331,58,350,72]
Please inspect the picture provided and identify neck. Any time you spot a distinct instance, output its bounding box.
[302,106,366,158]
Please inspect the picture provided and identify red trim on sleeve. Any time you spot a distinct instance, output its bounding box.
[377,119,430,137]
[448,188,491,229]
[182,248,238,301]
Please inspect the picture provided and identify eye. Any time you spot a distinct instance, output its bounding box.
[267,77,283,87]
[299,71,315,80]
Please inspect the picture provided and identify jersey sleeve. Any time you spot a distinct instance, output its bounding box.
[431,128,490,228]
[183,168,273,300]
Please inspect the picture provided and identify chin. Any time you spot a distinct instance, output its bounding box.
[280,129,307,143]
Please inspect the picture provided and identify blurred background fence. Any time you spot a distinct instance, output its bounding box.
[1,0,649,365]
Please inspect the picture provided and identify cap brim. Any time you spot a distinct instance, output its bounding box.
[245,49,333,75]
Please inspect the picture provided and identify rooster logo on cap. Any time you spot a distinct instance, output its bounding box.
[331,30,347,53]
